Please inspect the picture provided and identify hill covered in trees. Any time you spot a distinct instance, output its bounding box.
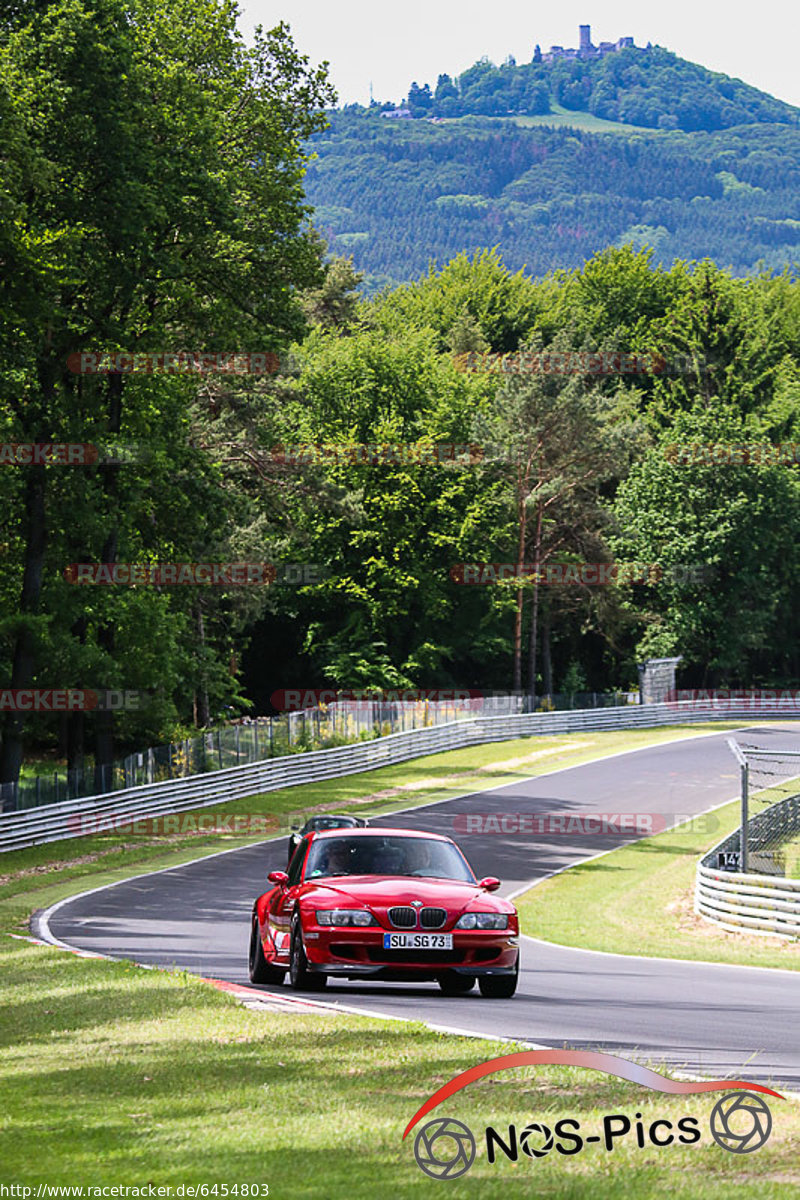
[305,112,800,290]
[304,44,800,291]
[403,44,800,132]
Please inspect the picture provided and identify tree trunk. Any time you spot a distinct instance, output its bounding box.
[528,579,539,704]
[0,464,48,799]
[542,604,553,697]
[67,711,85,781]
[196,603,210,726]
[527,501,544,705]
[93,708,114,795]
[92,373,123,794]
[512,456,530,693]
[67,615,88,783]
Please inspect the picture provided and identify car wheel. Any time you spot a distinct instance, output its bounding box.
[289,914,327,991]
[248,917,286,986]
[478,956,519,999]
[437,972,476,995]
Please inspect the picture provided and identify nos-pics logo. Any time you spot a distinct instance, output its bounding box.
[405,1051,780,1180]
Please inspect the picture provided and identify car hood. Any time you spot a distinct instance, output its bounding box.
[300,875,514,915]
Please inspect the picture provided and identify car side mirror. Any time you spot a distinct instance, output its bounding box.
[479,876,501,892]
[268,870,289,887]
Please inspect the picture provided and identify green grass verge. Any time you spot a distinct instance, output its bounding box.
[1,932,798,1195]
[516,802,800,969]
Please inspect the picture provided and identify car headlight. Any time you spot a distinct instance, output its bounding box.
[316,908,377,927]
[455,912,508,930]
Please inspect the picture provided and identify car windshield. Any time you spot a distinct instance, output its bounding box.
[304,835,475,882]
[306,816,356,832]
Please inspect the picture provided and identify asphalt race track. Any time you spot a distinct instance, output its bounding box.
[41,724,800,1089]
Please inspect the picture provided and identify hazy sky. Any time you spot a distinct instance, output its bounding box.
[237,1,800,111]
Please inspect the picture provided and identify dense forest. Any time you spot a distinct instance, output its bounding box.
[2,3,800,784]
[305,114,800,290]
[4,236,800,770]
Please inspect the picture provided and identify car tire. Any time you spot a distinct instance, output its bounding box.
[478,956,519,999]
[437,972,476,995]
[289,914,327,991]
[248,917,286,986]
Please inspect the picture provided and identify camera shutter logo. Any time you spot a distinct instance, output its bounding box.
[520,1121,554,1157]
[413,1117,476,1179]
[709,1093,772,1153]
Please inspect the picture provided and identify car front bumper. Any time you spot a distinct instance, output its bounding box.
[303,926,519,976]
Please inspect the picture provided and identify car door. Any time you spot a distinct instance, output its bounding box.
[269,834,310,960]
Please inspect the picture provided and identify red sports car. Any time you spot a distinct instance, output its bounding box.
[248,827,519,997]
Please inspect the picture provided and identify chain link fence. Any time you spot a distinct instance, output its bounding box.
[0,696,507,812]
[715,739,800,876]
[0,691,640,814]
[696,735,800,938]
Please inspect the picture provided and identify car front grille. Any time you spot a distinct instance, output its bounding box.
[388,905,449,929]
[388,906,417,928]
[366,947,467,964]
[419,907,447,929]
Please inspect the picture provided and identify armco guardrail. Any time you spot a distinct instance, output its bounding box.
[695,791,800,937]
[2,699,799,853]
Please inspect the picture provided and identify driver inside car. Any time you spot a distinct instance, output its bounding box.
[316,840,352,877]
[403,840,434,876]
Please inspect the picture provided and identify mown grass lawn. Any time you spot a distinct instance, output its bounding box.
[1,933,798,1197]
[510,103,655,134]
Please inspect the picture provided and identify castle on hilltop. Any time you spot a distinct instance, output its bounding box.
[541,25,638,63]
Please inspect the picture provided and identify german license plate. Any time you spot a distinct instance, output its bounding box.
[382,933,453,950]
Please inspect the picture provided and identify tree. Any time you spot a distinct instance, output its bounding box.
[612,406,800,682]
[367,248,540,354]
[0,0,334,792]
[472,343,643,695]
[302,248,365,332]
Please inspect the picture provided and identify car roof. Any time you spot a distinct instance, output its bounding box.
[312,826,450,842]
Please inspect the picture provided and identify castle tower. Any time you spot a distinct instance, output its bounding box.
[579,24,592,52]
